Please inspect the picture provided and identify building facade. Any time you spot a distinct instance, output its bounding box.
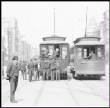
[2,18,19,63]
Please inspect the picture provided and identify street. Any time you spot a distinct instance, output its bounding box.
[2,65,109,107]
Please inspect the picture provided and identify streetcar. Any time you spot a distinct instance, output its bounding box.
[72,36,105,79]
[39,35,70,80]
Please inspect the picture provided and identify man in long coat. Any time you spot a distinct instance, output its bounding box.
[20,61,27,80]
[50,56,57,81]
[33,59,39,81]
[27,59,34,82]
[6,56,20,103]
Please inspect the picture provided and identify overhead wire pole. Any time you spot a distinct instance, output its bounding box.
[85,6,88,37]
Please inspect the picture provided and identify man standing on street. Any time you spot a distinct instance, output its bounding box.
[20,61,27,80]
[33,58,39,81]
[27,59,34,82]
[50,56,56,81]
[6,56,20,103]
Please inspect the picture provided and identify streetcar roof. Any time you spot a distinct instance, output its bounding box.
[75,41,105,46]
[40,40,68,45]
[42,35,66,41]
[73,36,101,44]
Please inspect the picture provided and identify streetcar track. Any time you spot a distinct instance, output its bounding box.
[33,81,46,106]
[64,81,80,106]
[72,78,109,101]
[67,83,108,101]
[80,81,109,101]
[39,81,108,101]
[34,80,79,106]
[64,79,108,103]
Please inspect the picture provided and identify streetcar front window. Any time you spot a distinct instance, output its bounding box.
[97,46,105,59]
[48,45,54,56]
[41,46,49,58]
[82,46,96,60]
[62,47,67,59]
[54,44,60,58]
[83,48,89,59]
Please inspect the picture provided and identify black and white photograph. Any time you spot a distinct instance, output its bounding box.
[1,1,109,107]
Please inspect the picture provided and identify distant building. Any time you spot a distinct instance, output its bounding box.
[18,38,34,61]
[2,18,19,63]
[86,18,100,37]
[99,10,109,63]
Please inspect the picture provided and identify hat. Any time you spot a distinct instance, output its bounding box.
[12,56,18,60]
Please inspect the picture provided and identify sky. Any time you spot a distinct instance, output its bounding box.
[2,1,109,54]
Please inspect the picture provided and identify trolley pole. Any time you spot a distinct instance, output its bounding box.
[85,6,88,37]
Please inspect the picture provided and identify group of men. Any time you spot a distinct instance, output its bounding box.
[42,56,61,81]
[5,54,74,103]
[19,58,40,82]
[5,55,61,103]
[6,56,40,103]
[27,58,40,82]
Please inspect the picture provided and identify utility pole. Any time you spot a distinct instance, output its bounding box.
[85,6,88,37]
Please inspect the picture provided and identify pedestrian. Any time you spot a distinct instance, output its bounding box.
[20,61,27,80]
[42,59,50,80]
[55,58,60,80]
[6,56,20,103]
[33,58,39,81]
[50,56,57,81]
[66,62,74,80]
[27,59,34,82]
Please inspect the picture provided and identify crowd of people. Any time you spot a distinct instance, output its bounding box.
[5,56,41,103]
[18,58,40,82]
[5,55,74,103]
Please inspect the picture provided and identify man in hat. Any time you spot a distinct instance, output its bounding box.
[27,59,34,82]
[6,56,20,103]
[20,61,27,80]
[50,56,57,81]
[42,58,50,80]
[55,58,61,80]
[33,58,39,81]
